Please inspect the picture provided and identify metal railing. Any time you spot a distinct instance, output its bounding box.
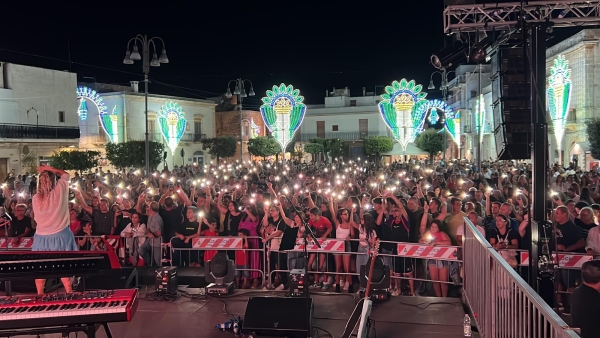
[180,133,207,142]
[462,217,580,338]
[0,123,80,139]
[300,131,390,142]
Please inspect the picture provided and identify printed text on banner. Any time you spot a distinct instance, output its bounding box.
[293,239,345,252]
[192,237,243,249]
[397,243,459,260]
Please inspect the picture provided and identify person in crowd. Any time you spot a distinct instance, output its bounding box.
[571,260,600,338]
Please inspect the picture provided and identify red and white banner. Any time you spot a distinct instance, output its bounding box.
[0,237,34,249]
[553,253,593,268]
[519,252,529,266]
[292,239,345,252]
[396,243,459,260]
[191,237,243,249]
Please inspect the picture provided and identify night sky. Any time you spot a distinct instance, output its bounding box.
[1,1,447,108]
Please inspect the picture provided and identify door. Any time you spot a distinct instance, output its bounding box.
[0,158,6,183]
[317,121,325,138]
[359,119,368,138]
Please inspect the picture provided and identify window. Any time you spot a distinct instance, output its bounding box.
[58,111,65,123]
[332,125,339,131]
[350,100,357,106]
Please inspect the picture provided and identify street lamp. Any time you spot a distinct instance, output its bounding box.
[123,35,169,175]
[428,69,455,160]
[225,79,255,161]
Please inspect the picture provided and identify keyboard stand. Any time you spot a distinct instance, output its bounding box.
[0,322,113,338]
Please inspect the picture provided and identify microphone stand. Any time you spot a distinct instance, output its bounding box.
[284,194,319,338]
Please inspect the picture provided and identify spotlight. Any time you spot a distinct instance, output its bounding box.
[431,40,468,70]
[205,252,235,295]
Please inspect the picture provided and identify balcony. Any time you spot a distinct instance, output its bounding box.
[300,131,390,142]
[0,124,80,140]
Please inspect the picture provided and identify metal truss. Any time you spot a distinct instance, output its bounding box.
[444,1,600,33]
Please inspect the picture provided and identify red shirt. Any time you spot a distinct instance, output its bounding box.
[309,216,332,238]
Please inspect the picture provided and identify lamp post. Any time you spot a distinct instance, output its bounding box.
[123,35,169,175]
[428,69,454,160]
[225,79,255,162]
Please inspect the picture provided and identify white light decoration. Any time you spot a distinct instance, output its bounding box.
[76,86,108,121]
[547,55,572,160]
[475,94,486,143]
[158,101,187,154]
[260,84,306,152]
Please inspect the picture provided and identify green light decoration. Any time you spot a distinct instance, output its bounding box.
[158,101,187,154]
[77,98,88,120]
[378,79,427,151]
[99,105,119,143]
[444,110,461,148]
[547,55,572,155]
[260,83,306,151]
[475,94,486,143]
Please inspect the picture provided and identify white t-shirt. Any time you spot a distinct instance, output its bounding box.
[32,174,70,235]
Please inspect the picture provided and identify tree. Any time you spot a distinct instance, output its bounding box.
[248,136,281,160]
[364,136,394,158]
[327,138,344,159]
[304,143,324,162]
[201,136,237,164]
[105,141,164,170]
[586,118,600,160]
[49,150,101,172]
[415,128,444,161]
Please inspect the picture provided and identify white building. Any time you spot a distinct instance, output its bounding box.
[78,82,216,170]
[0,62,79,177]
[546,29,600,169]
[447,64,496,161]
[299,87,392,159]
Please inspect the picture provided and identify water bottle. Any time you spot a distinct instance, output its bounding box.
[463,314,472,337]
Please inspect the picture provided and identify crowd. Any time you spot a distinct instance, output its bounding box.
[2,157,600,298]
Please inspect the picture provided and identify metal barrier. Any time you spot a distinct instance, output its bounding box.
[169,236,266,287]
[462,217,580,338]
[268,238,462,290]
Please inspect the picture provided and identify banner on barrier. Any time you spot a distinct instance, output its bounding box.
[396,243,459,260]
[191,237,243,249]
[0,237,34,249]
[520,252,529,266]
[553,253,593,268]
[292,239,345,252]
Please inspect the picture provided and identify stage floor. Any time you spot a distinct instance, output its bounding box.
[11,287,466,338]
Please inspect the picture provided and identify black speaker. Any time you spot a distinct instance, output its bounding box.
[242,297,313,338]
[491,47,531,159]
[83,267,138,290]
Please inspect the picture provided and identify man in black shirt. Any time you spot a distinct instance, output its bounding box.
[405,197,423,243]
[571,260,600,337]
[554,206,586,308]
[171,206,201,266]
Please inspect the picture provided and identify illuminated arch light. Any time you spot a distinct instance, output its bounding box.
[260,83,306,151]
[475,94,486,143]
[378,79,427,150]
[99,106,120,143]
[158,101,187,154]
[76,86,108,120]
[415,99,453,134]
[547,55,572,153]
[444,110,461,148]
[250,118,261,138]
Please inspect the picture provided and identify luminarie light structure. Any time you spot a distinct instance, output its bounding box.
[445,110,461,149]
[416,99,453,133]
[378,79,427,151]
[158,101,187,154]
[98,106,120,143]
[260,84,306,151]
[475,94,486,143]
[250,118,261,138]
[76,86,108,121]
[547,55,572,161]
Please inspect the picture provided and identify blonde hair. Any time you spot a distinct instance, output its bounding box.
[36,172,55,202]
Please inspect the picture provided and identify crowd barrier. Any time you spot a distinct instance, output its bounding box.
[462,217,580,338]
[169,236,266,287]
[269,238,462,290]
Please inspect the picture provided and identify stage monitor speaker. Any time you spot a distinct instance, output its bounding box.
[242,296,313,338]
[491,47,531,159]
[83,267,138,290]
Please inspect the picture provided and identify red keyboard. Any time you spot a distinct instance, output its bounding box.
[0,289,138,330]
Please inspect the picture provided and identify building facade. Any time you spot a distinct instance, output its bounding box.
[213,95,266,162]
[299,87,392,159]
[446,64,496,162]
[0,62,80,177]
[78,82,216,170]
[546,29,600,169]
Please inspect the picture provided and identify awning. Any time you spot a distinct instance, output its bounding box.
[570,141,591,155]
[381,143,429,156]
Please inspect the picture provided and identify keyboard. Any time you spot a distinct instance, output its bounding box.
[0,249,121,279]
[0,289,138,329]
